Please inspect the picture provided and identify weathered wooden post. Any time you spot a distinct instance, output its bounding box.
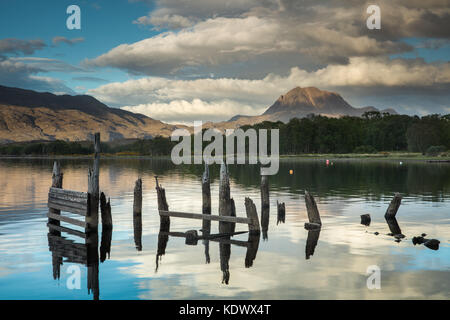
[260,175,270,239]
[133,178,143,251]
[202,164,211,263]
[277,201,285,225]
[100,192,112,230]
[245,197,260,235]
[48,161,63,233]
[384,193,402,219]
[202,164,211,233]
[155,176,170,232]
[304,190,321,226]
[219,163,232,234]
[87,132,100,233]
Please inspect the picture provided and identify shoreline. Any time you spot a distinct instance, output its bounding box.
[0,152,449,162]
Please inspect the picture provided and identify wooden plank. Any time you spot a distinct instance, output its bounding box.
[47,223,87,239]
[49,191,88,204]
[159,210,251,224]
[49,187,88,199]
[159,231,250,247]
[47,212,87,228]
[48,201,87,216]
[48,196,87,210]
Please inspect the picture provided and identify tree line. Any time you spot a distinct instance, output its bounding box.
[0,112,448,156]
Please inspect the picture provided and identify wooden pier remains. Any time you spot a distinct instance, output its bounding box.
[156,162,260,234]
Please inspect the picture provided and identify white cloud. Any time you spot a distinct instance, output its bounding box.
[89,57,450,121]
[85,14,410,76]
[122,99,265,123]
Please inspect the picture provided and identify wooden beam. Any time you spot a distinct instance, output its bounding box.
[159,210,251,224]
[49,187,87,199]
[47,223,87,239]
[47,212,87,228]
[47,202,87,216]
[48,196,87,210]
[159,231,250,248]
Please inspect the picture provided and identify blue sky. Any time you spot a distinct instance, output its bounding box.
[0,0,449,123]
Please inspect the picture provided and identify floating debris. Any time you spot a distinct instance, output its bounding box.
[360,214,371,226]
[412,235,440,251]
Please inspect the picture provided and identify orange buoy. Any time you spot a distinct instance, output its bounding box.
[289,169,293,175]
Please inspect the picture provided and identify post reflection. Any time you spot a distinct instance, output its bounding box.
[47,225,112,300]
[156,224,260,284]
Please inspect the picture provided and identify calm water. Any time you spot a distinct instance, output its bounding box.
[0,158,449,300]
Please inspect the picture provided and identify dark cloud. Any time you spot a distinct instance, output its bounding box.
[0,57,74,94]
[72,76,108,83]
[0,38,46,55]
[52,37,85,46]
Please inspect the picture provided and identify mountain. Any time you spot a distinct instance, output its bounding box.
[226,87,397,125]
[0,85,186,143]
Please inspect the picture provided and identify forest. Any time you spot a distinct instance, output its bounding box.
[0,112,448,156]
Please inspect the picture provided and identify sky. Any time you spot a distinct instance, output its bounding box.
[0,0,449,124]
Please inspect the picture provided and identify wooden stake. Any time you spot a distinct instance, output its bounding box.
[48,161,63,232]
[202,164,211,233]
[245,197,260,235]
[260,175,270,238]
[219,162,232,234]
[384,193,402,219]
[304,190,321,225]
[87,132,100,233]
[100,192,112,230]
[155,176,170,232]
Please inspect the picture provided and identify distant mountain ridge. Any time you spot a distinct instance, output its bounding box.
[0,85,397,143]
[0,85,186,143]
[225,87,397,125]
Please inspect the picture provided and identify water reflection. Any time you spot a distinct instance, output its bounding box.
[0,158,449,299]
[305,228,321,260]
[47,225,112,300]
[155,227,261,285]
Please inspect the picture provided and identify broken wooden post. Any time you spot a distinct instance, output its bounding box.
[384,193,402,219]
[48,161,63,233]
[100,227,112,263]
[202,164,211,233]
[245,197,260,235]
[304,190,321,225]
[219,162,232,234]
[155,176,170,232]
[133,179,143,251]
[100,192,112,230]
[260,175,270,239]
[277,201,285,225]
[87,132,100,233]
